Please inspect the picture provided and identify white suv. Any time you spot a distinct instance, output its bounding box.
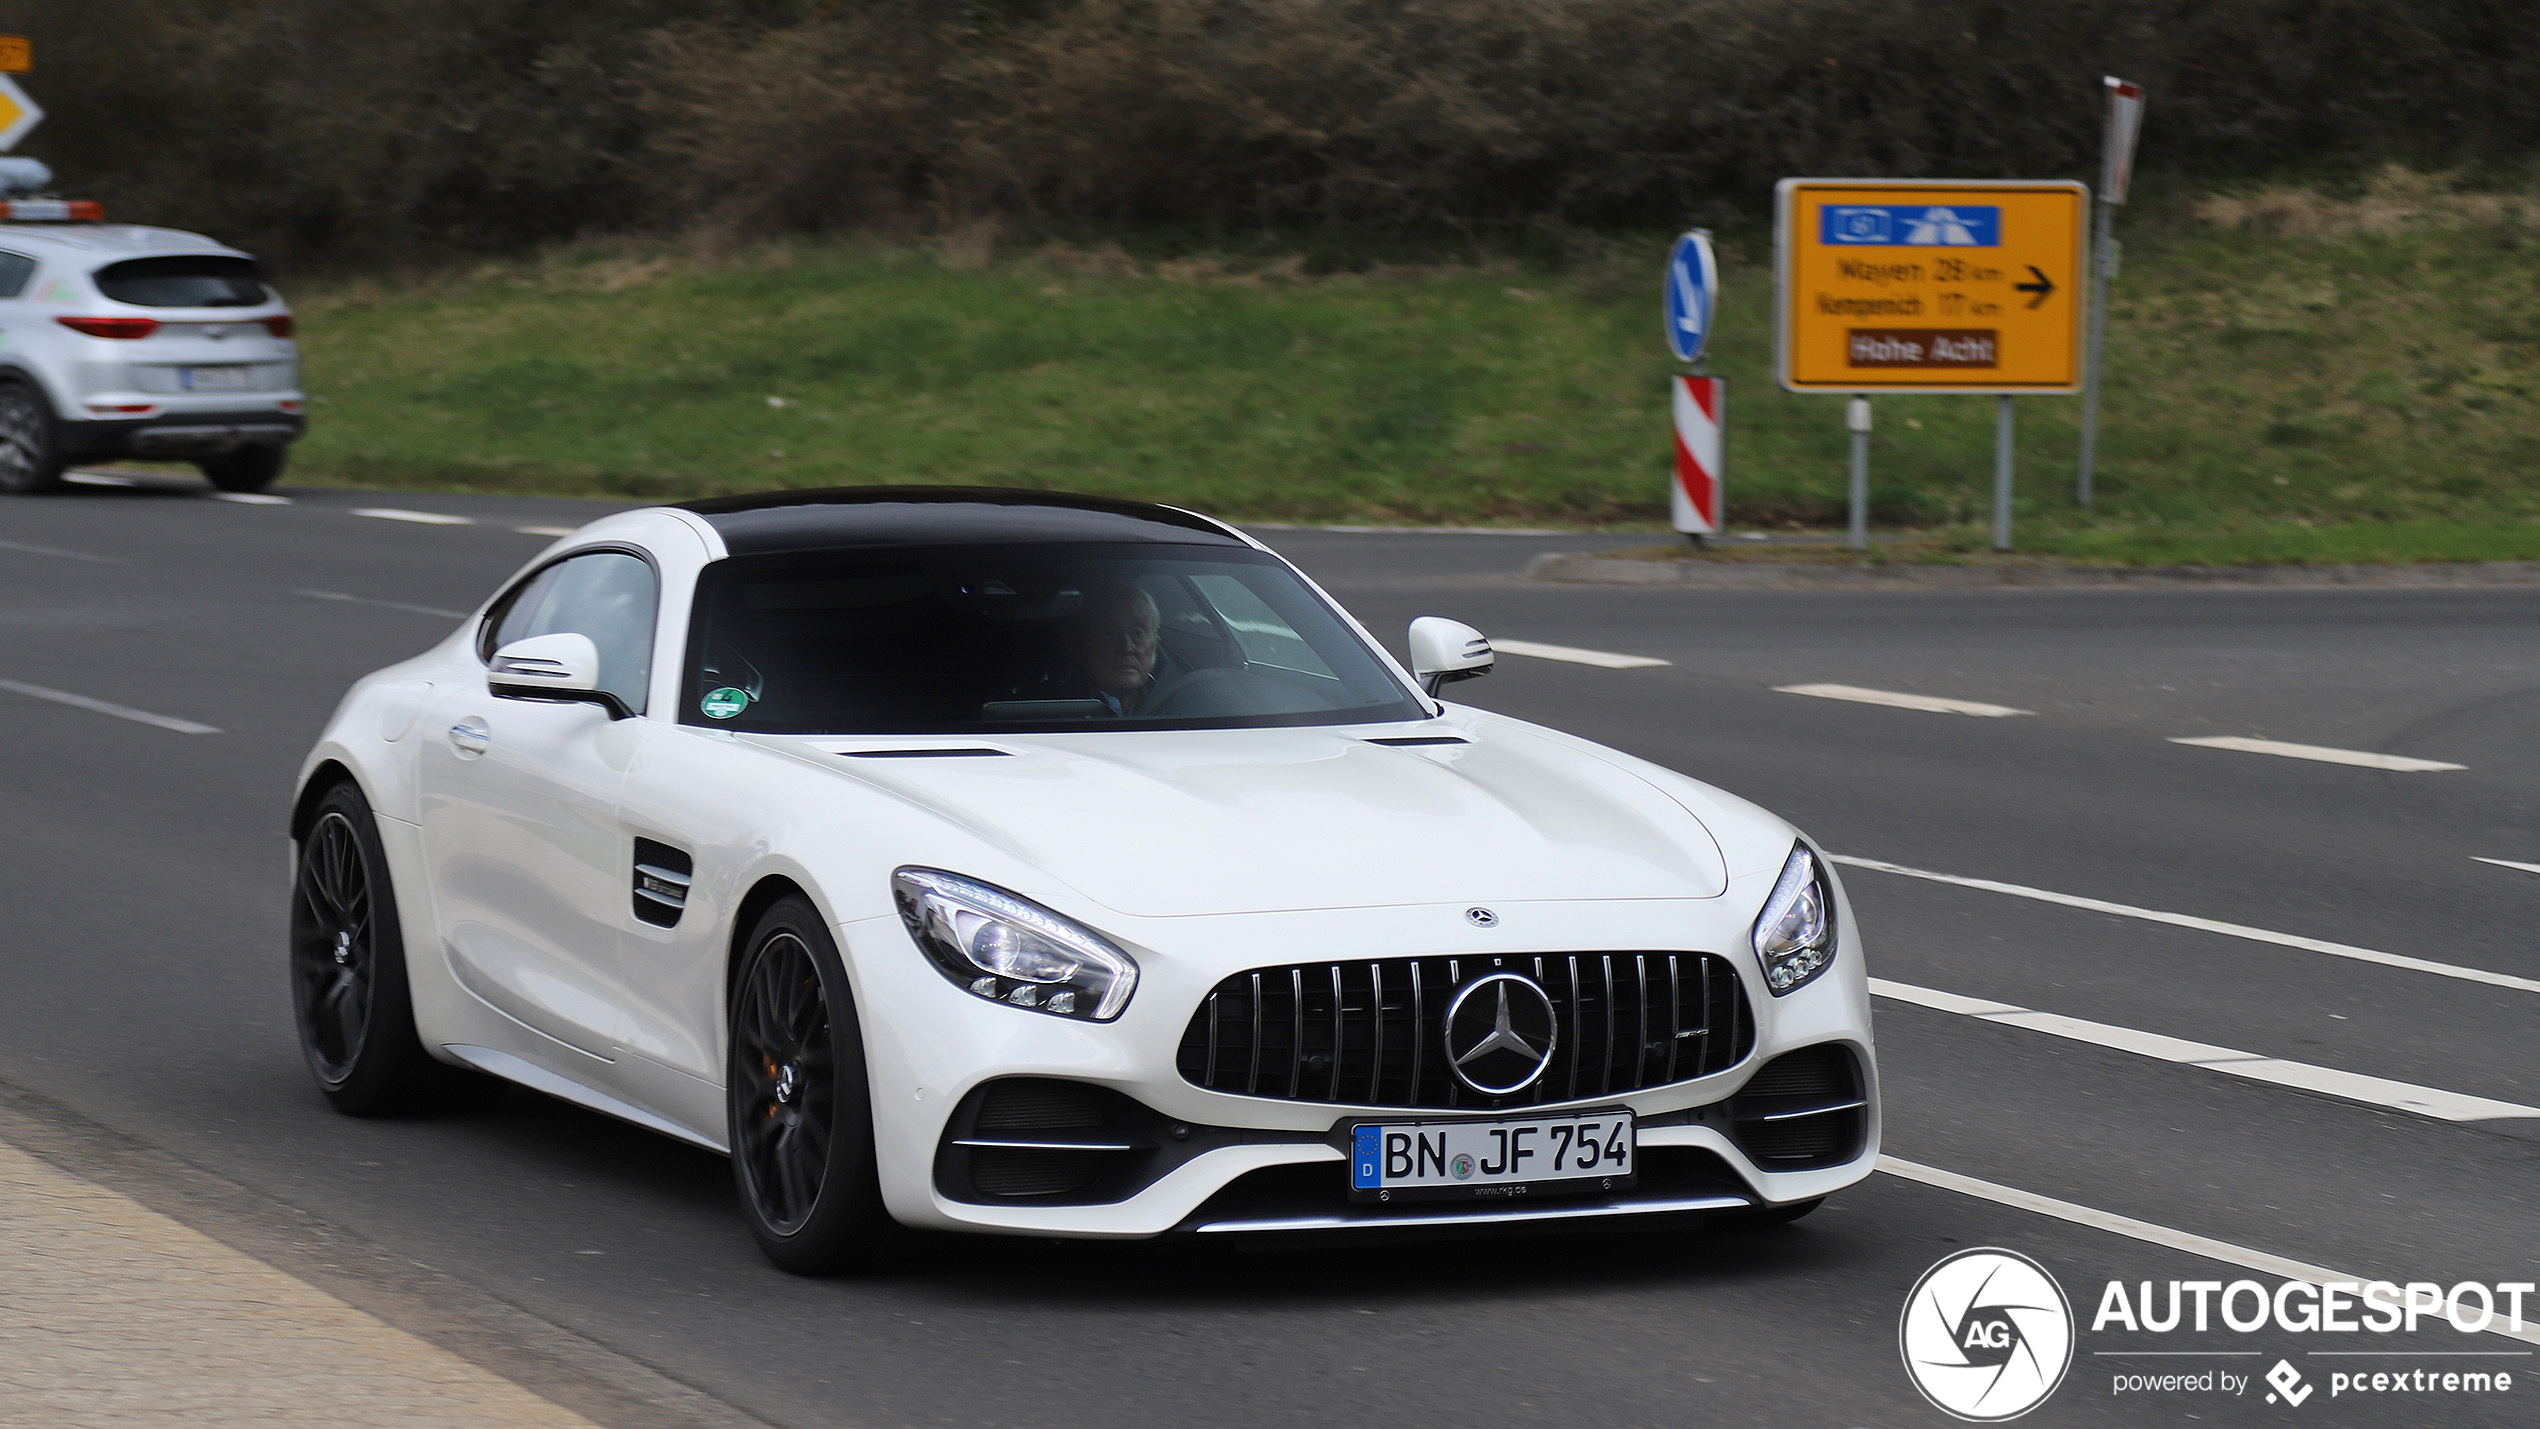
[0,220,304,494]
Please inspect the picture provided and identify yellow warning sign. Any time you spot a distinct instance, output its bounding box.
[1775,179,2088,393]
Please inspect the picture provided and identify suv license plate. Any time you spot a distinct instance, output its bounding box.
[179,367,255,391]
[1349,1110,1635,1203]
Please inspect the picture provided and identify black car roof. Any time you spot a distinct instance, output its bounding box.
[675,486,1246,556]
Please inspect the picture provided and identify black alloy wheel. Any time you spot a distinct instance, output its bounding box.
[290,780,435,1113]
[0,381,66,494]
[728,895,898,1274]
[200,444,286,493]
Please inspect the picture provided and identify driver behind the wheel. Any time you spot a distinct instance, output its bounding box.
[1067,582,1161,715]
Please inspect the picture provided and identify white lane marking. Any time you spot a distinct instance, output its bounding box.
[1773,682,2031,717]
[350,508,475,526]
[1828,854,2540,996]
[211,492,293,505]
[0,679,221,734]
[1490,639,1671,669]
[514,525,576,537]
[296,589,468,620]
[1878,1157,2540,1347]
[62,470,136,487]
[0,537,120,564]
[2169,735,2463,772]
[1871,978,2540,1122]
[2473,857,2540,876]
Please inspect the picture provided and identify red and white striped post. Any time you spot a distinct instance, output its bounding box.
[1671,375,1726,536]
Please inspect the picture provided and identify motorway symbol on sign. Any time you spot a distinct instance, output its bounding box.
[1663,230,1717,365]
[1775,179,2089,393]
[0,73,40,152]
[0,36,28,73]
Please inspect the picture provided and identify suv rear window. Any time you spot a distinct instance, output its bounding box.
[93,255,267,308]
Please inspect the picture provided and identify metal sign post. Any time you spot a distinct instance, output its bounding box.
[1663,231,1725,541]
[1846,396,1872,550]
[1993,396,2016,550]
[2076,77,2144,508]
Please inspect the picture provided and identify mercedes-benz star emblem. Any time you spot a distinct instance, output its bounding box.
[1442,973,1558,1095]
[1464,907,1497,928]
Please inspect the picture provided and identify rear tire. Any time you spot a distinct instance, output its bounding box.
[728,895,902,1274]
[200,445,286,493]
[0,380,67,494]
[290,780,439,1114]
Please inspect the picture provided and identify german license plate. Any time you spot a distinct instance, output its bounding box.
[179,366,255,391]
[1349,1109,1635,1203]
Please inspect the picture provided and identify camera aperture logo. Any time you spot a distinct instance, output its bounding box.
[1900,1248,2076,1421]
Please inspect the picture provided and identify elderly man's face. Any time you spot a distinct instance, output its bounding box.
[1075,589,1159,702]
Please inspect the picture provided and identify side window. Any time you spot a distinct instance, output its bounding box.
[480,552,659,714]
[1188,573,1337,678]
[0,252,33,299]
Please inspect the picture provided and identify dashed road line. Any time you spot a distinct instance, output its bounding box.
[514,525,576,537]
[1491,639,1671,669]
[1878,1157,2540,1348]
[1871,978,2539,1122]
[0,679,220,734]
[296,589,469,620]
[1829,853,2540,996]
[0,537,120,564]
[211,492,293,505]
[350,508,475,526]
[1773,682,2031,717]
[62,471,137,487]
[2475,857,2540,876]
[2169,735,2463,772]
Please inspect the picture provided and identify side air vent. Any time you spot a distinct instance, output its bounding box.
[631,838,692,928]
[1727,1043,1868,1170]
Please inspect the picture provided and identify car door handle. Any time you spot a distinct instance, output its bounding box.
[447,718,490,755]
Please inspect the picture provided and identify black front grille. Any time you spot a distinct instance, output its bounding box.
[1176,953,1753,1110]
[1727,1043,1868,1169]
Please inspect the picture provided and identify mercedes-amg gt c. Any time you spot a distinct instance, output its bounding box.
[291,488,1876,1271]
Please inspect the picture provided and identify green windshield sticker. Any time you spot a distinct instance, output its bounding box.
[700,687,752,720]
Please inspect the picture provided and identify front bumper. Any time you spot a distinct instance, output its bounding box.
[838,891,1880,1239]
[62,408,305,460]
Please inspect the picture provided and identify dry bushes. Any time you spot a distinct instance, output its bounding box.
[23,0,2540,263]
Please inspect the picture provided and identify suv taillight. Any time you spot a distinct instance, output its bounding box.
[264,314,294,338]
[57,316,161,339]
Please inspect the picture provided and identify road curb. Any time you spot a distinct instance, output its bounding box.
[1521,552,2540,591]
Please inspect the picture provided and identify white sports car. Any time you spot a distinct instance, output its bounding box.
[292,488,1877,1271]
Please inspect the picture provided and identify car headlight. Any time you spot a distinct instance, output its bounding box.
[892,868,1138,1021]
[1751,843,1836,995]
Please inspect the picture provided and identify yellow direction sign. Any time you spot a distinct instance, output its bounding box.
[0,72,40,151]
[1776,179,2088,394]
[0,36,28,73]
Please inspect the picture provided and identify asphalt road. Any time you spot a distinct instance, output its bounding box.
[1,476,2534,1428]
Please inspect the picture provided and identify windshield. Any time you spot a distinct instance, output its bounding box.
[681,542,1426,734]
[93,255,268,308]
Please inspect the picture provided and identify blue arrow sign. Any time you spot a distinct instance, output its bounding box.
[1663,230,1717,365]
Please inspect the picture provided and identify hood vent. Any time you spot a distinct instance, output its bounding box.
[632,839,692,928]
[1364,735,1471,748]
[840,747,1015,759]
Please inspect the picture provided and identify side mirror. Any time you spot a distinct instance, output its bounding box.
[1407,617,1493,698]
[488,633,631,719]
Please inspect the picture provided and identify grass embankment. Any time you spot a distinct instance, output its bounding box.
[290,175,2540,564]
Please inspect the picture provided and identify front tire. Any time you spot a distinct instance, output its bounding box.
[200,444,286,493]
[290,781,437,1114]
[729,895,900,1274]
[0,380,67,494]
